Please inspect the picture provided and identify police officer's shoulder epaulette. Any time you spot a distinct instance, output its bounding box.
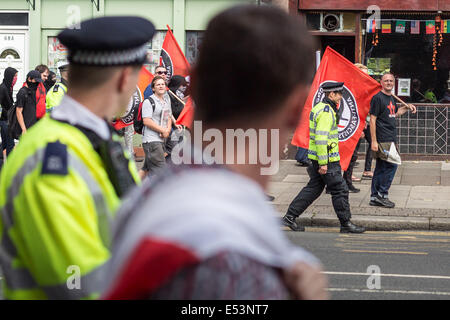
[53,84,60,92]
[41,141,68,175]
[323,105,330,112]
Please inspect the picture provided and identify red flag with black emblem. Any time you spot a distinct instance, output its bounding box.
[161,25,190,78]
[291,47,381,171]
[112,67,154,130]
[161,25,194,128]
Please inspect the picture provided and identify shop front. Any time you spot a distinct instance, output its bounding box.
[298,0,450,156]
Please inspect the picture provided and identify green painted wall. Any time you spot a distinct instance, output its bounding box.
[0,0,257,70]
[185,0,252,30]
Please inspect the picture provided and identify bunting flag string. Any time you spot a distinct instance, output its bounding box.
[363,19,450,35]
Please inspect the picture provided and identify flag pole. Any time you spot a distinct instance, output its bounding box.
[315,50,321,70]
[392,93,414,110]
[168,89,186,106]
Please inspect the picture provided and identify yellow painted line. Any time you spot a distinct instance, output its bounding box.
[336,238,450,243]
[323,271,450,280]
[338,235,450,241]
[370,231,450,236]
[342,249,428,255]
[335,245,432,251]
[328,288,450,296]
[292,228,450,237]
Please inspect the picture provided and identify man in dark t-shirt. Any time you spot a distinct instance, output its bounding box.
[16,70,40,136]
[369,72,416,208]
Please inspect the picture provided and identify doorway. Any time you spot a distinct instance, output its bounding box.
[0,29,28,98]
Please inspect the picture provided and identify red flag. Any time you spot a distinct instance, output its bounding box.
[112,67,154,130]
[162,25,194,128]
[176,97,194,128]
[161,25,190,78]
[291,47,381,171]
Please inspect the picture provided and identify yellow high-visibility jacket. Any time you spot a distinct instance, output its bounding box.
[308,101,340,165]
[0,116,139,299]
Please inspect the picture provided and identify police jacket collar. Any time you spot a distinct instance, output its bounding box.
[322,96,337,110]
[51,95,110,140]
[61,77,68,88]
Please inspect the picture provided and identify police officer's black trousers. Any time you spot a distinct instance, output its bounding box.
[286,160,351,225]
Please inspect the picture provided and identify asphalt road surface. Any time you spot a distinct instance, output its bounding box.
[1,228,448,300]
[285,227,450,300]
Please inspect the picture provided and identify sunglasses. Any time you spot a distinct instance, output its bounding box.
[156,71,168,75]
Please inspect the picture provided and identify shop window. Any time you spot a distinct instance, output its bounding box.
[0,13,28,26]
[186,31,204,66]
[306,13,321,31]
[363,14,450,104]
[47,37,68,75]
[143,31,166,74]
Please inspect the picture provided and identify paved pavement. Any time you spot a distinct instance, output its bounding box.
[269,160,450,231]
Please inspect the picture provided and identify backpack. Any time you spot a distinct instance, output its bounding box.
[7,100,21,140]
[133,97,155,135]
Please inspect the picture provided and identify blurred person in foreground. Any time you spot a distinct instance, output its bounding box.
[103,5,328,300]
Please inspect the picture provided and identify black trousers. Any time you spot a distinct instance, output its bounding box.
[287,160,351,224]
[343,139,361,187]
[363,126,373,172]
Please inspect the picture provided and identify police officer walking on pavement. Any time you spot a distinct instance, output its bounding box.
[0,16,155,299]
[45,60,69,112]
[282,82,365,234]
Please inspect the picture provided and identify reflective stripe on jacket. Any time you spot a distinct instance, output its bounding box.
[308,101,340,165]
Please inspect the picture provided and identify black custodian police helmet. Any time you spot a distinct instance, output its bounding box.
[322,82,344,93]
[57,16,155,66]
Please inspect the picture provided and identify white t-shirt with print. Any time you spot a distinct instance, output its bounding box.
[142,93,172,143]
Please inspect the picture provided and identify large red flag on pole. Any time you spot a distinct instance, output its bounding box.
[291,47,381,171]
[161,25,195,128]
[112,67,154,130]
[161,25,190,78]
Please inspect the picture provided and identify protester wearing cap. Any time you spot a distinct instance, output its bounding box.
[45,61,70,112]
[0,16,155,300]
[13,70,43,137]
[283,81,366,234]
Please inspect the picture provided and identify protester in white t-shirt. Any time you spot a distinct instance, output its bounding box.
[138,76,172,180]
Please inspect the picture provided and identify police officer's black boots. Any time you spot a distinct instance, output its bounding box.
[340,220,365,233]
[282,214,305,232]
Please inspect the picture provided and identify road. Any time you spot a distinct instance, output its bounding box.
[1,227,448,300]
[285,227,450,300]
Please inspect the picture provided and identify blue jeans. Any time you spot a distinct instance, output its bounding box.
[371,158,398,199]
[295,147,308,163]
